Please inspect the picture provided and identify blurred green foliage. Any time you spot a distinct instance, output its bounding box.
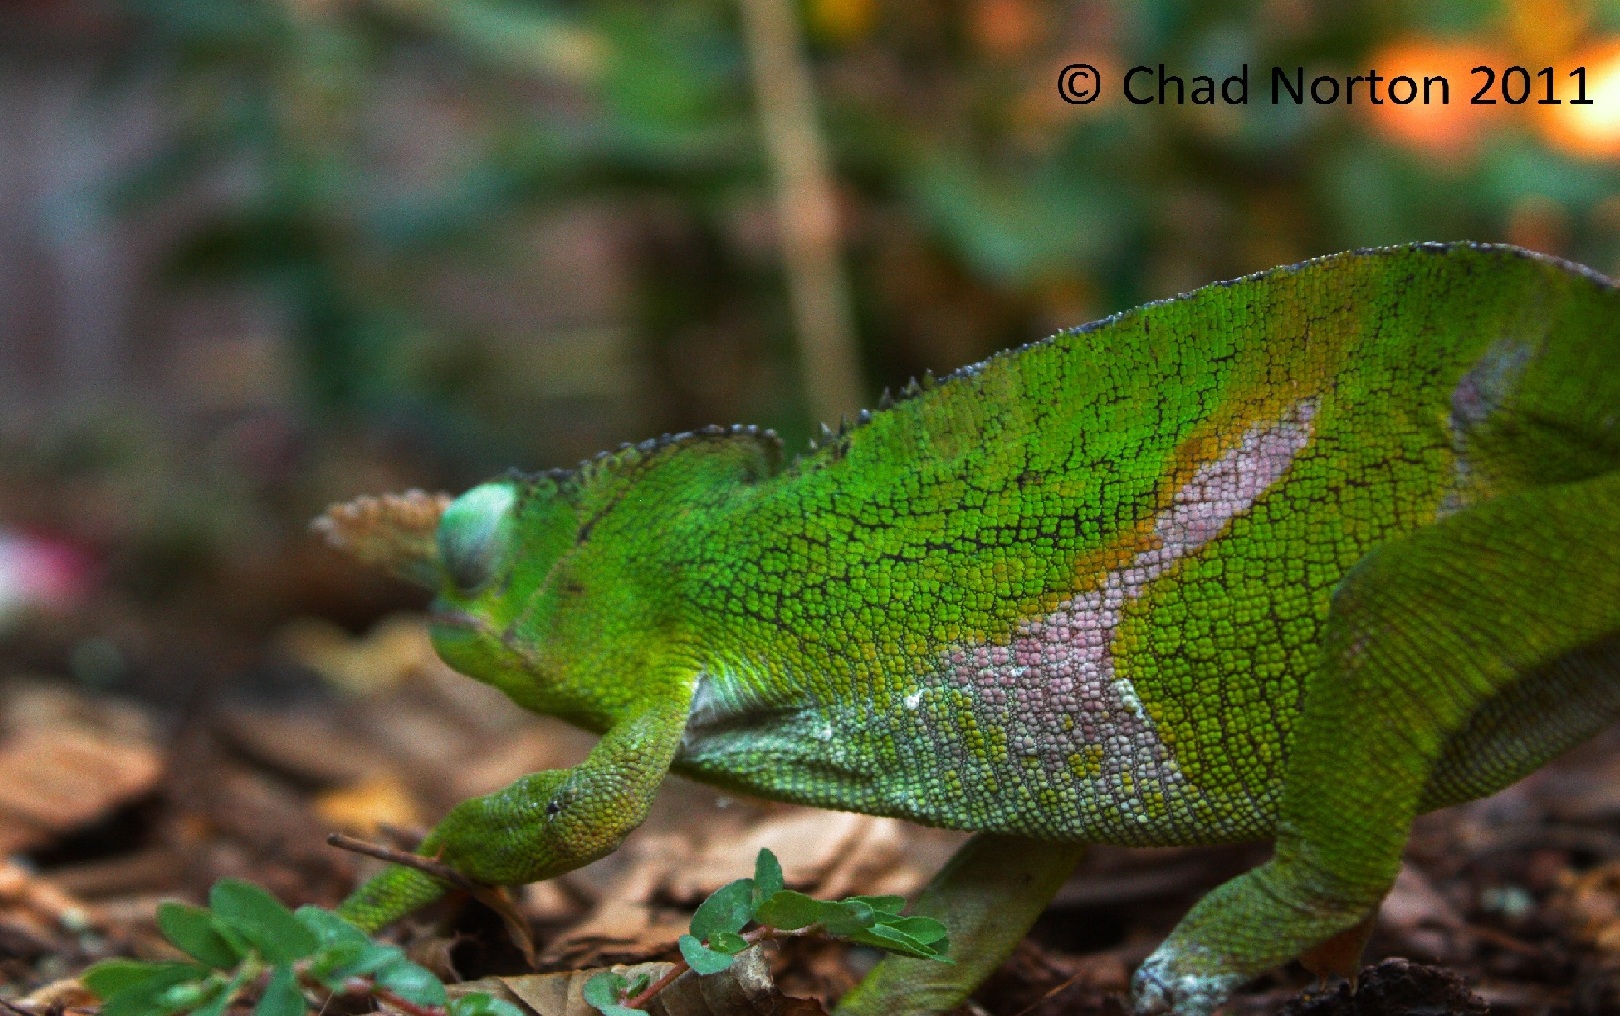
[110,0,1620,465]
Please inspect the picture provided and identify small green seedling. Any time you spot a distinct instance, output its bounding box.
[80,879,522,1016]
[583,849,950,1014]
[79,851,946,1016]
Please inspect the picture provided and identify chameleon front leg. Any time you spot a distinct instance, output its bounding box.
[835,834,1086,1016]
[338,703,688,931]
[1133,470,1620,1015]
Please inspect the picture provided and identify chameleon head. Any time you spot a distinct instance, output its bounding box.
[320,430,779,714]
[315,474,582,702]
[426,476,583,703]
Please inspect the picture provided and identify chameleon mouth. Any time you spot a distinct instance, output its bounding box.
[428,606,483,632]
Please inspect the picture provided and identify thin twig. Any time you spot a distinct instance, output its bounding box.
[1463,922,1544,957]
[373,986,444,1016]
[325,833,538,968]
[326,834,481,896]
[375,823,428,852]
[338,977,445,1016]
[1007,971,1088,1016]
[736,0,866,427]
[623,959,688,1010]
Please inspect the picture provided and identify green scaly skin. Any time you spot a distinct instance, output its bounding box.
[330,243,1620,1016]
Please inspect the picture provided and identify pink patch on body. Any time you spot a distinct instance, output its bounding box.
[945,400,1318,824]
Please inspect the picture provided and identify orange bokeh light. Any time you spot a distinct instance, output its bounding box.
[1361,38,1510,160]
[1536,38,1620,159]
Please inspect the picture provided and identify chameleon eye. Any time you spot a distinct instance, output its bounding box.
[437,482,516,594]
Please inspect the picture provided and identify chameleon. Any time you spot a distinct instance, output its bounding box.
[317,242,1620,1016]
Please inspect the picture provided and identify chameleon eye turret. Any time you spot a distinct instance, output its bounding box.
[437,482,517,595]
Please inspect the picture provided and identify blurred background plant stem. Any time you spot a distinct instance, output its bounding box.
[737,0,865,427]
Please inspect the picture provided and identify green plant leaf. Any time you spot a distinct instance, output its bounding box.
[157,902,241,969]
[678,933,735,976]
[876,915,948,945]
[753,889,828,931]
[843,895,906,915]
[88,961,212,1016]
[448,991,527,1016]
[293,906,370,947]
[845,922,951,961]
[303,941,366,983]
[582,970,642,1016]
[707,930,747,955]
[155,981,210,1011]
[82,959,192,999]
[195,966,253,1016]
[209,881,318,964]
[814,899,876,937]
[755,891,876,936]
[375,957,449,1006]
[252,965,305,1016]
[689,877,755,940]
[752,849,783,903]
[320,941,407,981]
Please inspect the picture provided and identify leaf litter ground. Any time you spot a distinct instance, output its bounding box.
[4,616,1620,1015]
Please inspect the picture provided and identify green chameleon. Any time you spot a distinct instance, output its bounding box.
[318,242,1620,1016]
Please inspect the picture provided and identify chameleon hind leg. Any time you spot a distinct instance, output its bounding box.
[1133,469,1620,1016]
[834,833,1086,1016]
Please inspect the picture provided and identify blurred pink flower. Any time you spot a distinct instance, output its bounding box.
[0,530,97,623]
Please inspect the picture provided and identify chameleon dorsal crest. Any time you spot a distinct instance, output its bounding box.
[566,424,785,515]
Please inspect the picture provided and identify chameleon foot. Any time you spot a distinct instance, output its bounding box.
[1130,949,1242,1016]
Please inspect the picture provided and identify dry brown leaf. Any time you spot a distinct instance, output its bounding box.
[1552,860,1620,954]
[457,946,826,1016]
[1,858,92,924]
[538,833,690,967]
[314,773,425,835]
[0,689,162,855]
[216,705,395,785]
[1380,863,1465,933]
[522,776,959,968]
[21,976,100,1009]
[0,857,93,958]
[661,810,931,903]
[278,614,440,696]
[457,961,675,1016]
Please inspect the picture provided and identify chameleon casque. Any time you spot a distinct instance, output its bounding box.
[320,242,1620,1015]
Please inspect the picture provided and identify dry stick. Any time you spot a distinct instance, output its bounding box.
[326,834,480,894]
[736,0,866,428]
[375,990,441,1016]
[375,822,428,852]
[325,834,539,967]
[1006,971,1089,1016]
